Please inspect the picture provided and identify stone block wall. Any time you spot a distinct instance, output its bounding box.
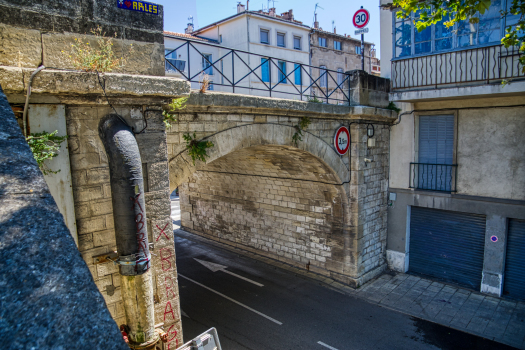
[0,0,165,75]
[181,146,346,276]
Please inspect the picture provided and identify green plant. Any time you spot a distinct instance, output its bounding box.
[65,26,132,72]
[183,132,214,165]
[307,96,323,103]
[26,130,68,175]
[292,117,311,146]
[163,97,188,128]
[386,101,401,113]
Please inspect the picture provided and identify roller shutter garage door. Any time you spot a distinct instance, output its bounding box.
[503,219,525,300]
[409,207,486,290]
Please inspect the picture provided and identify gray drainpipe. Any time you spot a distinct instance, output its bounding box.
[99,115,159,348]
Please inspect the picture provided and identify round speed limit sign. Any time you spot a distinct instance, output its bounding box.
[353,8,370,29]
[334,126,350,155]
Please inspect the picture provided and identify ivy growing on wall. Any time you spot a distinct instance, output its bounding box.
[163,97,188,128]
[26,131,68,175]
[183,132,214,165]
[292,117,311,147]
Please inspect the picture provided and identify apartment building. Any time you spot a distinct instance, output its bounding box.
[380,0,525,300]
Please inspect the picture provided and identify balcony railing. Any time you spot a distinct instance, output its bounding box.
[409,163,457,192]
[165,39,353,104]
[392,45,524,91]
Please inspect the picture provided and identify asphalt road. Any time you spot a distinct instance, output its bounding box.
[174,233,516,350]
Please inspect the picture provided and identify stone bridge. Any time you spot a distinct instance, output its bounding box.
[167,93,395,287]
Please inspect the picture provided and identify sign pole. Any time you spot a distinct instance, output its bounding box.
[361,33,364,71]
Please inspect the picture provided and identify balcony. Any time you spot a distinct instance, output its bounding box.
[409,163,457,192]
[391,45,524,92]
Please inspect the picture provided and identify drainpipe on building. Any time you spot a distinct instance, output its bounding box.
[99,115,161,350]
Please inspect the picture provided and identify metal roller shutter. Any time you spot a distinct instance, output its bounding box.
[503,219,525,300]
[409,207,486,290]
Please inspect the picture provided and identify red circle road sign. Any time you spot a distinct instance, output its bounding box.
[353,8,370,29]
[334,126,350,155]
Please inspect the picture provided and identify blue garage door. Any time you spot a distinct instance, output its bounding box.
[409,207,486,290]
[503,219,525,300]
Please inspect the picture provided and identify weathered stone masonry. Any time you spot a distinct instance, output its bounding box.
[167,93,393,287]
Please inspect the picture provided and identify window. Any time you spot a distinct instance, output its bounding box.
[261,58,269,82]
[334,41,342,50]
[165,49,178,71]
[294,63,302,85]
[293,36,301,50]
[202,54,213,75]
[260,29,269,44]
[278,61,287,83]
[277,33,285,47]
[355,45,362,55]
[318,37,327,47]
[337,68,344,85]
[165,49,176,59]
[417,115,455,191]
[320,65,327,87]
[393,1,504,58]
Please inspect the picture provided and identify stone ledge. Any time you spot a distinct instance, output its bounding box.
[0,66,190,97]
[185,91,398,121]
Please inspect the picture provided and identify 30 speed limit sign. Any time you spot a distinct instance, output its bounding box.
[353,8,370,29]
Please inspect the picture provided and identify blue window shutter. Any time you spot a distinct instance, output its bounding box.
[294,64,301,85]
[261,58,269,82]
[419,115,454,164]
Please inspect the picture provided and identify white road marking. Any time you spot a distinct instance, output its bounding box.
[194,258,264,287]
[178,273,282,325]
[318,341,339,350]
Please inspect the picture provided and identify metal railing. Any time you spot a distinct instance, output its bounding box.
[392,44,524,91]
[165,39,353,105]
[409,163,457,192]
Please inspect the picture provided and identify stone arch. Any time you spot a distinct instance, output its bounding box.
[169,124,358,283]
[168,123,350,193]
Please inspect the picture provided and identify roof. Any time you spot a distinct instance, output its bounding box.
[193,10,310,34]
[311,29,375,46]
[164,31,219,44]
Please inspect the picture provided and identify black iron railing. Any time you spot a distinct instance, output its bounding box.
[165,39,353,105]
[409,163,457,192]
[392,44,524,91]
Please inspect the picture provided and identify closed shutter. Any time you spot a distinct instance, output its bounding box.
[409,207,485,290]
[261,58,269,82]
[503,219,525,300]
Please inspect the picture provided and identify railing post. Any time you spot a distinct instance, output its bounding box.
[231,50,235,94]
[187,42,190,82]
[269,58,272,98]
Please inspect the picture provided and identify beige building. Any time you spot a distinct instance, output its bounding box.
[380,0,525,300]
[310,27,380,104]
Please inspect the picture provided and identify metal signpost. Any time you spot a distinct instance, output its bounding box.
[353,7,370,71]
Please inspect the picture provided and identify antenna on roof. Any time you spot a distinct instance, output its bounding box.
[271,0,277,7]
[332,20,335,32]
[188,16,194,25]
[313,3,323,28]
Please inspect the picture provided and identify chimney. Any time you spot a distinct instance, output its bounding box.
[246,0,249,10]
[314,14,319,29]
[281,9,293,21]
[237,3,246,13]
[269,7,276,17]
[334,26,336,34]
[185,22,194,34]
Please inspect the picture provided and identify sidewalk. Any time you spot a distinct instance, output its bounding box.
[170,194,525,349]
[353,273,525,349]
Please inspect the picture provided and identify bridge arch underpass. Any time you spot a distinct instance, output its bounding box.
[169,124,358,281]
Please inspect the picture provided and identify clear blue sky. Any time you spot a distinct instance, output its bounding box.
[155,0,381,55]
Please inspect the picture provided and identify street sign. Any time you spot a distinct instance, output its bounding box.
[355,28,369,35]
[334,126,350,156]
[353,8,370,29]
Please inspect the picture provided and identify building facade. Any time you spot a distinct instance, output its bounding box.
[380,0,525,300]
[164,5,311,100]
[310,28,379,104]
